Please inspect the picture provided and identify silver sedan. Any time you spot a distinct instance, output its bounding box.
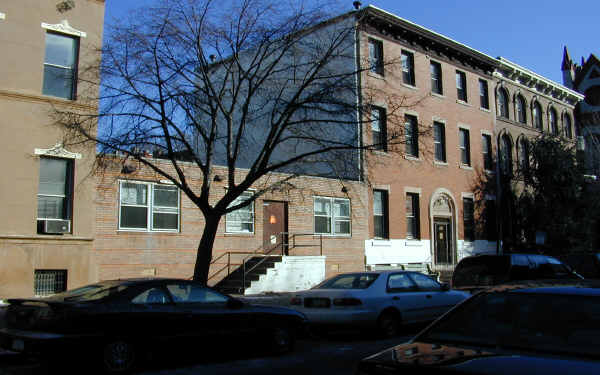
[288,270,469,337]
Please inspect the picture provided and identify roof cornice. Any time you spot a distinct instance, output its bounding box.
[497,57,584,102]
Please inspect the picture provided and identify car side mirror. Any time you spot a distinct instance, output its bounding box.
[440,283,450,291]
[227,298,244,309]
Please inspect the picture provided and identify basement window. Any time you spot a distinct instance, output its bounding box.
[34,270,67,296]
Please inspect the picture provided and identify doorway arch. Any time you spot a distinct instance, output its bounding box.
[429,189,458,270]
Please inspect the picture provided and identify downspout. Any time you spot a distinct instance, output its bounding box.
[353,11,364,182]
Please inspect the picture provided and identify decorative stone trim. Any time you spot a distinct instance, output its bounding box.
[42,20,87,38]
[34,143,82,159]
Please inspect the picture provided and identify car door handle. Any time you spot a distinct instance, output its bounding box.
[392,296,400,300]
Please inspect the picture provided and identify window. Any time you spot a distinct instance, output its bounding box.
[226,191,255,233]
[533,101,543,130]
[549,108,558,135]
[482,134,493,171]
[410,273,441,291]
[430,61,443,95]
[387,273,416,292]
[43,32,79,100]
[37,157,73,230]
[518,137,530,172]
[459,128,471,166]
[484,200,497,241]
[463,197,475,242]
[406,193,420,239]
[119,181,180,231]
[479,80,489,109]
[456,70,467,102]
[405,114,419,157]
[314,197,350,236]
[371,107,387,151]
[166,283,228,303]
[498,89,509,118]
[34,270,67,296]
[564,114,573,138]
[516,95,526,124]
[401,50,415,86]
[433,122,446,162]
[373,190,389,239]
[500,134,513,176]
[368,38,383,75]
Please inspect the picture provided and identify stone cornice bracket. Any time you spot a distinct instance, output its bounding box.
[34,143,82,159]
[42,20,87,38]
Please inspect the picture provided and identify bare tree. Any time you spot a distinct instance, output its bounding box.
[56,0,428,284]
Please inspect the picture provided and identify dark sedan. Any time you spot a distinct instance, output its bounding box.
[357,283,600,375]
[0,278,307,373]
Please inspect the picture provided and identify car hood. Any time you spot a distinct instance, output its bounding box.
[358,341,600,375]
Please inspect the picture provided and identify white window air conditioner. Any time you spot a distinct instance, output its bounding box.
[43,219,71,234]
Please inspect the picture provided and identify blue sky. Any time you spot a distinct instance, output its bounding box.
[104,0,597,85]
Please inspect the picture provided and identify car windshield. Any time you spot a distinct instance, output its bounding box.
[56,283,128,302]
[452,256,510,287]
[313,273,379,289]
[419,291,600,357]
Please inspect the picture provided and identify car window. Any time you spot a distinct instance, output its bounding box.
[452,256,510,287]
[387,273,416,292]
[420,291,600,357]
[166,283,228,303]
[409,273,441,291]
[61,284,128,302]
[132,287,171,304]
[313,273,379,289]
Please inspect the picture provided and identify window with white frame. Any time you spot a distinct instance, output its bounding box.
[119,181,180,231]
[226,191,255,233]
[314,197,350,236]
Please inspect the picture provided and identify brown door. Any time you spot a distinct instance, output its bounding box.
[263,201,288,254]
[434,219,452,264]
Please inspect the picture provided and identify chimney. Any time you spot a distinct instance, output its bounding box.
[353,1,362,10]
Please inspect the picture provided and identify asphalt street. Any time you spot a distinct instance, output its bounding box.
[0,331,415,375]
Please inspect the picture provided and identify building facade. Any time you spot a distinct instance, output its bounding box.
[0,0,105,298]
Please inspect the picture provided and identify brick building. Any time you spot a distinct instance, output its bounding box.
[0,0,105,298]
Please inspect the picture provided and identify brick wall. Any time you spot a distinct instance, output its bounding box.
[94,158,369,284]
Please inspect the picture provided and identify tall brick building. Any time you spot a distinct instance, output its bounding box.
[91,4,583,293]
[0,0,105,298]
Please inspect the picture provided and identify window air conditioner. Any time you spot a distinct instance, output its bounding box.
[43,220,71,234]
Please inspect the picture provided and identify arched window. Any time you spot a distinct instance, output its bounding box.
[564,114,573,139]
[498,88,509,118]
[518,137,529,172]
[549,108,558,135]
[516,95,526,124]
[500,134,513,176]
[533,101,542,130]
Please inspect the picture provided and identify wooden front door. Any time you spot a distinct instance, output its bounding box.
[263,201,288,254]
[434,219,453,264]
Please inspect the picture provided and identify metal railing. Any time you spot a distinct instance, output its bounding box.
[208,232,323,291]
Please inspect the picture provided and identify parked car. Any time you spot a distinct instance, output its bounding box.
[451,253,582,293]
[556,252,600,279]
[356,283,600,375]
[0,278,307,374]
[288,271,469,337]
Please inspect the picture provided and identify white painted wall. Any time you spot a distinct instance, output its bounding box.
[244,256,326,295]
[365,238,497,266]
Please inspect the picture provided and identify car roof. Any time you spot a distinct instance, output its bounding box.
[487,282,600,295]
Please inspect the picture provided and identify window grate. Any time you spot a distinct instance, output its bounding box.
[34,270,67,296]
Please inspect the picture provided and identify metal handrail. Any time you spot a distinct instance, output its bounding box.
[208,232,324,291]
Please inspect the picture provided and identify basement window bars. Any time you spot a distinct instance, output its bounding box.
[34,270,67,296]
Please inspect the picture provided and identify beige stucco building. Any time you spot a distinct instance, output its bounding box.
[0,0,105,298]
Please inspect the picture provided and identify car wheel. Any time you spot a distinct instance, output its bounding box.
[270,326,295,355]
[377,311,400,338]
[103,340,136,374]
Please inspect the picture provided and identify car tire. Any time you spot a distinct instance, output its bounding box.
[377,311,401,338]
[103,340,136,374]
[269,325,295,355]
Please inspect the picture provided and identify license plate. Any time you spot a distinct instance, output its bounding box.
[11,339,24,351]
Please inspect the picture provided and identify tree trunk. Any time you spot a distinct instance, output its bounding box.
[192,214,222,285]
